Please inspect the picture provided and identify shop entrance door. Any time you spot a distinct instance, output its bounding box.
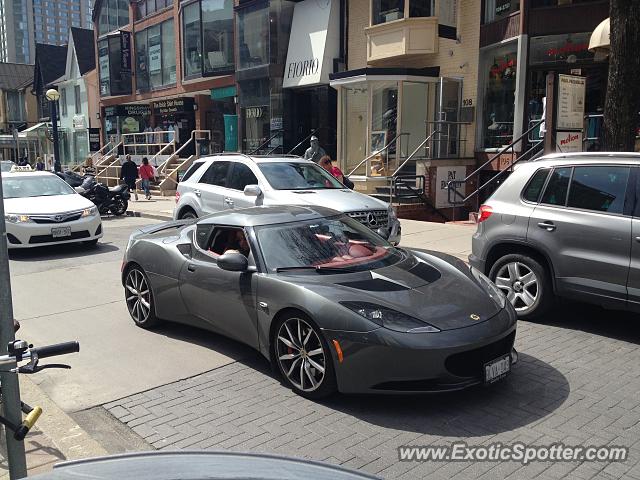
[434,78,462,158]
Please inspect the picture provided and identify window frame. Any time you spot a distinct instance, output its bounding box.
[135,18,176,93]
[370,0,435,26]
[565,164,633,217]
[520,167,551,204]
[227,161,259,192]
[539,166,573,208]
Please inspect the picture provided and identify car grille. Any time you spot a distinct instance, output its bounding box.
[30,211,84,224]
[445,331,516,378]
[29,230,90,244]
[346,210,388,229]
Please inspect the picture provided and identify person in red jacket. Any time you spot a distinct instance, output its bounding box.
[139,157,156,200]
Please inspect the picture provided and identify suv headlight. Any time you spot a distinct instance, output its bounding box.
[81,206,98,217]
[341,301,440,333]
[4,214,31,224]
[470,267,506,309]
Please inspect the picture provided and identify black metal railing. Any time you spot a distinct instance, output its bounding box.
[392,175,448,222]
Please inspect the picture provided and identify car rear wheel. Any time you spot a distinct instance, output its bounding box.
[180,209,197,220]
[274,314,337,399]
[489,254,553,319]
[124,266,159,328]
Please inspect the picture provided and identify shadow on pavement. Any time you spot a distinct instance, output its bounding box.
[323,352,569,436]
[8,242,120,262]
[526,300,640,345]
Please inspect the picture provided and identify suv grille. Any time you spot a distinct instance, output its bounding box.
[347,210,388,229]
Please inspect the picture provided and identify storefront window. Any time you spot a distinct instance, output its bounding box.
[483,0,519,24]
[202,0,234,74]
[183,2,202,77]
[239,78,270,152]
[529,33,594,66]
[482,43,518,149]
[237,3,269,69]
[371,82,398,155]
[136,19,176,92]
[341,85,369,174]
[98,0,129,36]
[99,34,132,97]
[134,0,174,20]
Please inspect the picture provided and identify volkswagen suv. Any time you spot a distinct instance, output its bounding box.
[470,152,640,318]
[174,154,401,245]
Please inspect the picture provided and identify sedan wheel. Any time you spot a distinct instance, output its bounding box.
[125,267,159,328]
[275,315,336,399]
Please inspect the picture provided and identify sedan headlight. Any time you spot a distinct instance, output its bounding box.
[341,301,440,333]
[4,214,31,224]
[470,267,506,309]
[81,206,98,217]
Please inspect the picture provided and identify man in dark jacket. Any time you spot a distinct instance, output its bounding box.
[120,155,139,200]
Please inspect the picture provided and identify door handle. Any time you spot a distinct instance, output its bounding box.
[194,189,201,197]
[224,197,234,206]
[537,221,556,231]
[187,264,196,272]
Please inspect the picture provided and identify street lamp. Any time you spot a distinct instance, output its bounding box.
[45,88,61,172]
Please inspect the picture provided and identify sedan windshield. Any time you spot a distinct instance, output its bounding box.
[2,175,76,199]
[259,162,344,190]
[255,216,402,273]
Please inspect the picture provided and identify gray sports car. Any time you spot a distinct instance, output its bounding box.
[122,206,518,399]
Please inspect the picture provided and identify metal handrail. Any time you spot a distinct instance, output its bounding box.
[249,132,282,155]
[150,140,177,173]
[346,132,410,177]
[160,154,197,188]
[158,130,211,176]
[95,141,122,168]
[90,141,113,165]
[391,130,441,177]
[393,175,448,222]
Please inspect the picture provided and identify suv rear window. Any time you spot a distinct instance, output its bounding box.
[200,161,230,187]
[567,166,630,214]
[522,168,550,203]
[180,161,205,182]
[541,167,572,206]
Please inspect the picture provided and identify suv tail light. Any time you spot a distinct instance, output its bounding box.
[478,205,493,223]
[175,191,180,203]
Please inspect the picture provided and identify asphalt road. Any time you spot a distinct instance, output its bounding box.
[9,215,252,413]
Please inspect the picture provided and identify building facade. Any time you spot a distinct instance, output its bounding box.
[0,0,93,64]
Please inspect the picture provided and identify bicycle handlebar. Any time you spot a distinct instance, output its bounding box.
[31,341,80,359]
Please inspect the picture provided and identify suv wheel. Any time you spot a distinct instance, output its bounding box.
[489,254,553,319]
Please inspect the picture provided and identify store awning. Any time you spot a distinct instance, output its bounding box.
[589,18,610,61]
[282,0,340,89]
[329,67,441,88]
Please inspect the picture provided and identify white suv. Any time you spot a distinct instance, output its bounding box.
[174,154,401,244]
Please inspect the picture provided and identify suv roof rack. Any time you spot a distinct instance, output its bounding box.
[200,152,305,162]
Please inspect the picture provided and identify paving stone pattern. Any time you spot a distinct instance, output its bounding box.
[104,312,640,480]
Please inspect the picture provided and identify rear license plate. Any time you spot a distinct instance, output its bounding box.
[484,354,511,384]
[51,226,71,238]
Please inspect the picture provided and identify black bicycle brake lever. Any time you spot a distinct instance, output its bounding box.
[18,363,71,374]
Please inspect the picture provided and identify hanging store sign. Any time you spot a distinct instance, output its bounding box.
[283,0,339,88]
[557,74,586,130]
[104,104,152,117]
[530,33,594,65]
[152,98,195,115]
[120,31,131,74]
[245,107,264,119]
[88,128,101,152]
[556,131,583,153]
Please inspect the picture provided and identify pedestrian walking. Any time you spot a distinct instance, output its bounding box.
[139,157,156,200]
[35,156,45,171]
[120,154,139,200]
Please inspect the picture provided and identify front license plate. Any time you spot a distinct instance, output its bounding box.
[51,226,71,238]
[484,354,511,384]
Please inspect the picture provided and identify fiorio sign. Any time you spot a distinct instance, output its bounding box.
[286,58,320,80]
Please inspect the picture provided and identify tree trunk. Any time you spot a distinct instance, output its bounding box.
[603,0,640,151]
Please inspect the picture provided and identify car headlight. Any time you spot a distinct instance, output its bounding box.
[341,301,440,333]
[4,214,31,224]
[387,205,398,222]
[81,206,98,217]
[470,267,506,309]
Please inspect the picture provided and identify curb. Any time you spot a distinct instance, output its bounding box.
[126,210,174,222]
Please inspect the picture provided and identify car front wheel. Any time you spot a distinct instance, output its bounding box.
[274,314,337,399]
[124,266,160,328]
[489,253,553,319]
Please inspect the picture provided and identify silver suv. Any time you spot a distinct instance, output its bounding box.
[174,154,401,244]
[470,152,640,319]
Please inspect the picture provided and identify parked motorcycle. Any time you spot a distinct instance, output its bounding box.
[56,172,129,216]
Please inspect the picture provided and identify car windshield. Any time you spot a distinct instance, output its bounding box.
[258,162,344,190]
[2,175,76,199]
[255,215,402,273]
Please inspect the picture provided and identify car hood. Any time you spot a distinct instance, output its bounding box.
[280,250,501,331]
[268,188,389,212]
[3,194,94,214]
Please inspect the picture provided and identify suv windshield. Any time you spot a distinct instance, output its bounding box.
[259,162,343,190]
[255,215,402,273]
[2,175,76,199]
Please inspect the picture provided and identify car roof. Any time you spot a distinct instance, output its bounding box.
[195,154,311,165]
[198,205,342,227]
[1,171,57,178]
[531,152,640,166]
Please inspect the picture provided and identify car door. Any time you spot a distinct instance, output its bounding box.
[196,161,231,214]
[625,168,640,311]
[178,223,259,348]
[527,164,632,307]
[223,162,261,210]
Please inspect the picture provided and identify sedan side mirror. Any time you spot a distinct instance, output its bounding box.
[244,185,262,197]
[217,252,250,272]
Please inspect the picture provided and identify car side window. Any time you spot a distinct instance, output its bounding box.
[522,168,550,203]
[181,161,205,182]
[540,167,572,206]
[195,224,214,250]
[200,161,230,187]
[228,163,259,191]
[567,166,630,214]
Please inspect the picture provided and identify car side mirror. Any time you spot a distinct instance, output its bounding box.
[217,252,250,272]
[244,184,262,197]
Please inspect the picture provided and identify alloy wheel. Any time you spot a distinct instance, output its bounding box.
[276,318,326,392]
[125,269,152,324]
[495,261,539,312]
